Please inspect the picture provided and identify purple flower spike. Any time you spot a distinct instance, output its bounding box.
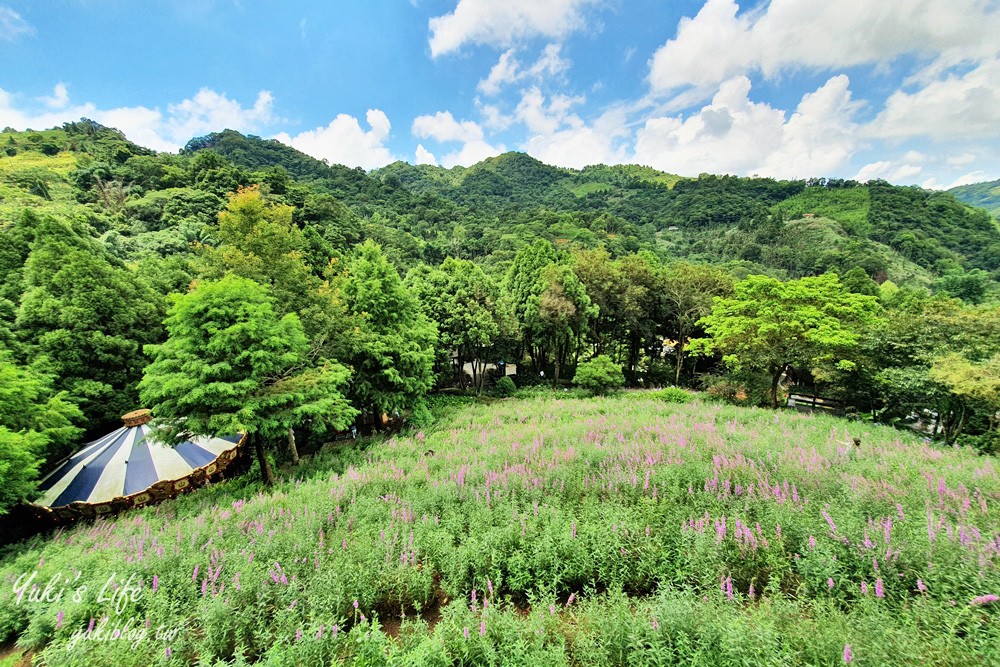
[843,644,853,663]
[971,594,999,607]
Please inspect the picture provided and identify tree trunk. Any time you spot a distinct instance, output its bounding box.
[770,368,783,409]
[674,339,685,387]
[287,427,299,466]
[253,433,276,485]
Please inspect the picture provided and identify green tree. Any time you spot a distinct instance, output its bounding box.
[573,355,625,395]
[15,217,164,428]
[693,273,880,408]
[0,354,82,513]
[337,241,437,418]
[930,352,1000,440]
[525,264,597,386]
[661,262,734,386]
[139,275,356,485]
[406,258,501,393]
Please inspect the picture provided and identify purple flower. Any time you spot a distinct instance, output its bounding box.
[152,575,159,593]
[55,610,64,630]
[567,593,576,606]
[651,617,660,631]
[917,579,926,593]
[463,627,470,640]
[480,620,486,637]
[353,599,359,609]
[828,578,835,590]
[971,594,999,607]
[861,581,868,596]
[875,578,884,598]
[296,628,302,641]
[843,644,853,663]
[165,647,172,659]
[192,564,199,582]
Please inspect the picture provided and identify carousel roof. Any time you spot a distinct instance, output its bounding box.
[36,410,243,509]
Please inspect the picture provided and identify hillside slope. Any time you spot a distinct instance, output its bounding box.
[950,178,1000,218]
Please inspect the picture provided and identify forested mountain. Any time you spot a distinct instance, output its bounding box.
[950,178,1000,219]
[2,120,1000,515]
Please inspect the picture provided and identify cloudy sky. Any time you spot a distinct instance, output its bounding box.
[1,0,998,187]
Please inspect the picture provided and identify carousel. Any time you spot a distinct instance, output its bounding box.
[34,409,246,522]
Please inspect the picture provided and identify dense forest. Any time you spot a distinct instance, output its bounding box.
[2,119,999,514]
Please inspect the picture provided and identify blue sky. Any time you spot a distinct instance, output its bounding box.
[2,0,999,188]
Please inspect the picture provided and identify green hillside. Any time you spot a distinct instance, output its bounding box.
[950,178,1000,218]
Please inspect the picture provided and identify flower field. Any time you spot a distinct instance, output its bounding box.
[1,393,998,666]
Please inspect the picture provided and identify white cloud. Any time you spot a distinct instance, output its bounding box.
[633,75,862,178]
[855,159,923,184]
[867,58,1000,140]
[648,0,1000,94]
[515,86,585,135]
[412,110,484,144]
[429,0,599,57]
[165,88,276,143]
[41,83,69,110]
[947,153,977,166]
[274,109,397,170]
[479,50,520,96]
[478,44,570,96]
[440,139,505,168]
[415,144,437,165]
[0,85,277,153]
[0,6,33,41]
[411,111,503,167]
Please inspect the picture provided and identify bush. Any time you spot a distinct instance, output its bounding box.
[573,355,625,395]
[494,376,516,397]
[653,386,694,403]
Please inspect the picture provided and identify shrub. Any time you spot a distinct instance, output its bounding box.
[494,376,516,397]
[573,355,625,395]
[653,386,693,403]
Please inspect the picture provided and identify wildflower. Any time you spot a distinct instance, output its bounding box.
[463,627,470,640]
[808,535,816,550]
[487,578,494,597]
[296,628,302,641]
[192,564,199,582]
[651,617,660,631]
[317,623,325,639]
[843,644,853,663]
[828,578,835,590]
[875,578,884,598]
[480,620,486,637]
[152,575,159,593]
[549,604,556,615]
[55,610,64,630]
[748,583,755,599]
[353,599,359,610]
[971,594,999,607]
[567,593,576,606]
[571,522,577,538]
[166,647,172,659]
[917,579,926,593]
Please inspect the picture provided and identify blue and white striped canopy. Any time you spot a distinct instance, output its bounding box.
[36,423,242,508]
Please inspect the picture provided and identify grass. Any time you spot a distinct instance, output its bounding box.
[0,393,997,665]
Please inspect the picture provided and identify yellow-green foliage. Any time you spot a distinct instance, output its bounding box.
[775,187,871,236]
[0,149,83,227]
